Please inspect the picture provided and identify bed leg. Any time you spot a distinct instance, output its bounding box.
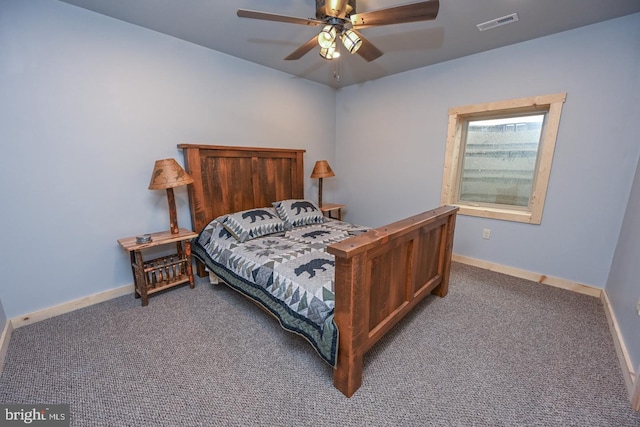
[431,281,449,298]
[334,353,363,398]
[196,260,207,278]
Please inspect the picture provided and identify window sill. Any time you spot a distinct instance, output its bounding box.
[453,204,540,224]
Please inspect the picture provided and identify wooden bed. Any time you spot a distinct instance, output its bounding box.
[178,144,458,397]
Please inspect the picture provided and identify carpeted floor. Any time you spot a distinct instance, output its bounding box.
[1,262,639,426]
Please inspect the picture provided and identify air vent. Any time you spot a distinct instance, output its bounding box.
[476,13,519,31]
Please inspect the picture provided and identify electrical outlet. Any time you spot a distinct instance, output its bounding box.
[637,298,640,316]
[482,229,491,239]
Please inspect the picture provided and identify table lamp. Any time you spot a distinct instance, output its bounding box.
[310,160,335,208]
[149,158,194,234]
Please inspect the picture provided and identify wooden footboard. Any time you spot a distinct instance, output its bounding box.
[327,206,458,397]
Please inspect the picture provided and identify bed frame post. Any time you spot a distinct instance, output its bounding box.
[333,253,367,397]
[179,144,208,277]
[431,209,457,298]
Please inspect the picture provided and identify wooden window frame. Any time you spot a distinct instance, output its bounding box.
[441,93,566,224]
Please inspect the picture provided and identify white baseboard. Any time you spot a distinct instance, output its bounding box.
[1,284,133,376]
[11,284,134,329]
[633,370,640,412]
[0,319,14,375]
[452,254,602,298]
[601,290,637,400]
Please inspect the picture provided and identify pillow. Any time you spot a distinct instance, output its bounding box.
[273,199,325,228]
[221,207,287,243]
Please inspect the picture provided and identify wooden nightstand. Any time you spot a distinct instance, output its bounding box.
[320,203,346,221]
[117,228,198,306]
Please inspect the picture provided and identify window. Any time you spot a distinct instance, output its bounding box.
[441,93,566,224]
[460,114,543,207]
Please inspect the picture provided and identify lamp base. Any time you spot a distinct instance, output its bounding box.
[166,188,179,234]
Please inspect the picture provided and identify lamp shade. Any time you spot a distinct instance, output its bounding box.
[310,160,335,178]
[148,158,194,190]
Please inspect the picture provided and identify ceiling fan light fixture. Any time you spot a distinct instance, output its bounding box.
[239,0,441,63]
[317,25,337,48]
[319,41,340,60]
[341,29,362,54]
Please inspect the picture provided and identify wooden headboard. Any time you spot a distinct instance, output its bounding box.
[177,144,306,234]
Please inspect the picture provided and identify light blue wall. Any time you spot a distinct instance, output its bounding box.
[0,299,5,331]
[606,156,640,371]
[335,13,640,289]
[0,0,336,319]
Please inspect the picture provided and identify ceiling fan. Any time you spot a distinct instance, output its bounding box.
[237,0,440,62]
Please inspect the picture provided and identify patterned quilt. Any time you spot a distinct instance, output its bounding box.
[192,217,369,367]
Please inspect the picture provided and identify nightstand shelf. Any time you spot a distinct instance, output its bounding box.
[142,254,190,293]
[117,228,198,306]
[320,203,346,221]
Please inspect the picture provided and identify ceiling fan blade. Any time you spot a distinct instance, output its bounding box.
[352,30,383,62]
[284,36,319,60]
[324,0,350,18]
[237,9,323,27]
[351,0,439,29]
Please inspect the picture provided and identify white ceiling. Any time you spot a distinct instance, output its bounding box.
[57,0,640,88]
